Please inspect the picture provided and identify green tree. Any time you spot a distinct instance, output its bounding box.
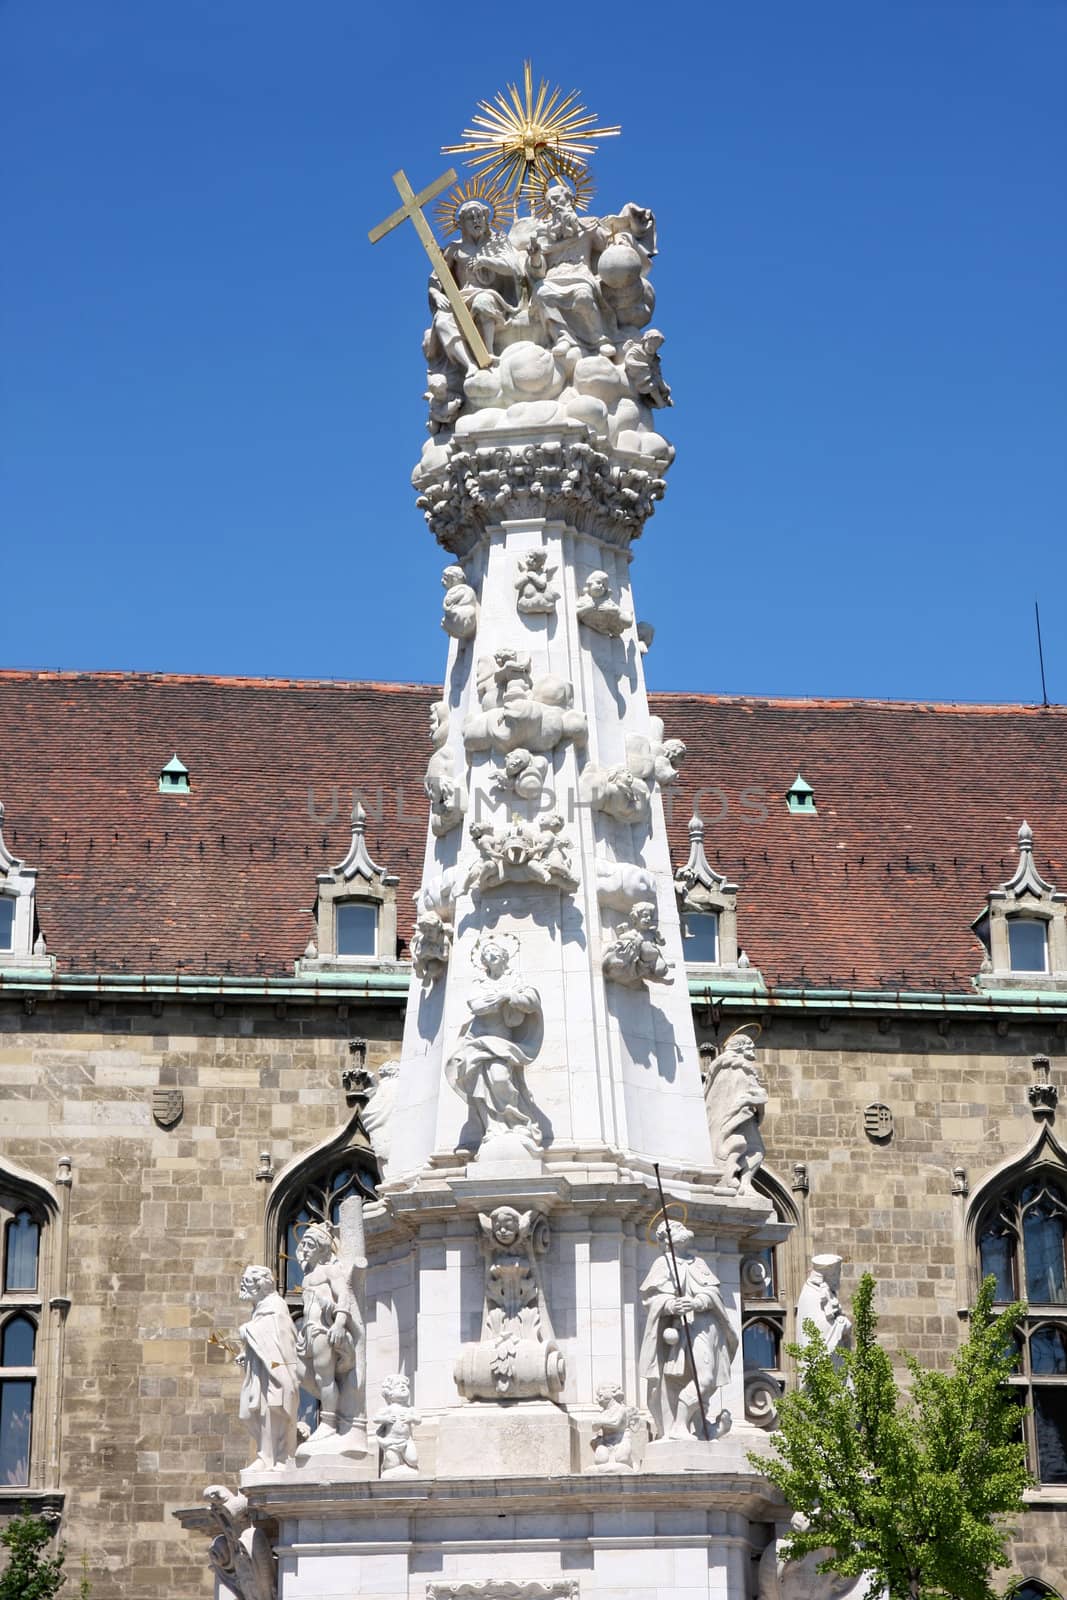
[0,1511,66,1600]
[752,1274,1031,1600]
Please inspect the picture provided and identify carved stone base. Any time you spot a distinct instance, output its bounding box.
[294,1419,368,1465]
[435,1402,579,1478]
[454,1336,566,1403]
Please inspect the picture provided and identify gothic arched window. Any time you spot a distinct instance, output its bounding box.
[0,1181,53,1490]
[1009,1584,1062,1600]
[977,1171,1067,1485]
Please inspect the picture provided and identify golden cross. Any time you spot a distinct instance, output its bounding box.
[368,167,492,370]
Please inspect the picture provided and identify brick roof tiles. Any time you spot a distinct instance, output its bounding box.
[1,669,1064,991]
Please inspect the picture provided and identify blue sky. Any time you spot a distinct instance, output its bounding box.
[3,2,1065,702]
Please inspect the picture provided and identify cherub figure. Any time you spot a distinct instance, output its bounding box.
[411,909,451,983]
[489,747,550,804]
[440,565,478,640]
[590,1381,641,1472]
[576,570,633,638]
[424,373,462,434]
[514,549,560,616]
[602,901,674,988]
[374,1373,421,1478]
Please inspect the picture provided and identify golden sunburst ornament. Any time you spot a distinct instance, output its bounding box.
[442,60,620,211]
[434,175,515,239]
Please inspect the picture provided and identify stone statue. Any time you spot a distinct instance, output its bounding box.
[294,1209,367,1459]
[204,1485,275,1600]
[235,1266,299,1472]
[464,647,587,756]
[445,937,544,1160]
[374,1374,421,1478]
[362,1060,401,1170]
[461,813,578,896]
[411,908,452,983]
[596,855,657,915]
[704,1031,767,1195]
[454,1206,565,1401]
[580,760,651,824]
[576,571,633,638]
[489,747,550,804]
[640,1219,738,1441]
[757,1514,879,1600]
[440,565,479,640]
[602,901,674,988]
[797,1255,852,1369]
[514,549,560,616]
[425,747,467,838]
[526,185,615,354]
[424,374,462,434]
[622,329,671,408]
[590,1382,641,1472]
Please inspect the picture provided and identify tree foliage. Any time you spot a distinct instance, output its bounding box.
[0,1512,67,1600]
[752,1274,1031,1600]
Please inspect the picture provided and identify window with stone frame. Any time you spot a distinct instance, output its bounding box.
[977,1169,1067,1486]
[0,1198,45,1487]
[1009,1584,1062,1600]
[740,1170,801,1431]
[973,822,1067,985]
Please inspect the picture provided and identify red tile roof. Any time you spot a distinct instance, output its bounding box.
[1,670,1064,991]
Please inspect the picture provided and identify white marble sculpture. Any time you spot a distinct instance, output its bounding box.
[454,1206,565,1402]
[374,1374,421,1478]
[444,937,544,1161]
[640,1220,737,1441]
[464,647,587,756]
[757,1515,878,1600]
[424,701,467,837]
[581,718,686,822]
[294,1210,367,1460]
[425,374,462,435]
[590,1382,641,1472]
[235,1266,299,1473]
[514,549,559,616]
[440,565,479,640]
[462,813,578,896]
[411,908,452,982]
[595,855,657,914]
[622,329,671,408]
[489,747,550,804]
[602,901,674,987]
[204,1485,275,1600]
[704,1031,767,1195]
[576,570,633,638]
[797,1254,853,1368]
[362,1060,400,1170]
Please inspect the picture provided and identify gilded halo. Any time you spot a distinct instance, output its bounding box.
[434,175,515,239]
[527,154,596,218]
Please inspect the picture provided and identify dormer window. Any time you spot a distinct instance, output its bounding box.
[0,802,52,970]
[298,800,399,972]
[785,772,816,814]
[974,823,1067,987]
[336,902,378,958]
[158,755,191,795]
[674,814,760,981]
[1009,916,1049,975]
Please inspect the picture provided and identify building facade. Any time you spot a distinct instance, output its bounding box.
[0,669,1065,1596]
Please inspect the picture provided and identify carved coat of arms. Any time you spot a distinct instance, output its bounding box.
[151,1088,184,1128]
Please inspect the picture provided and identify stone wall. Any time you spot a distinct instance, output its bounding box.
[704,1007,1067,1593]
[0,999,402,1600]
[0,996,1063,1596]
